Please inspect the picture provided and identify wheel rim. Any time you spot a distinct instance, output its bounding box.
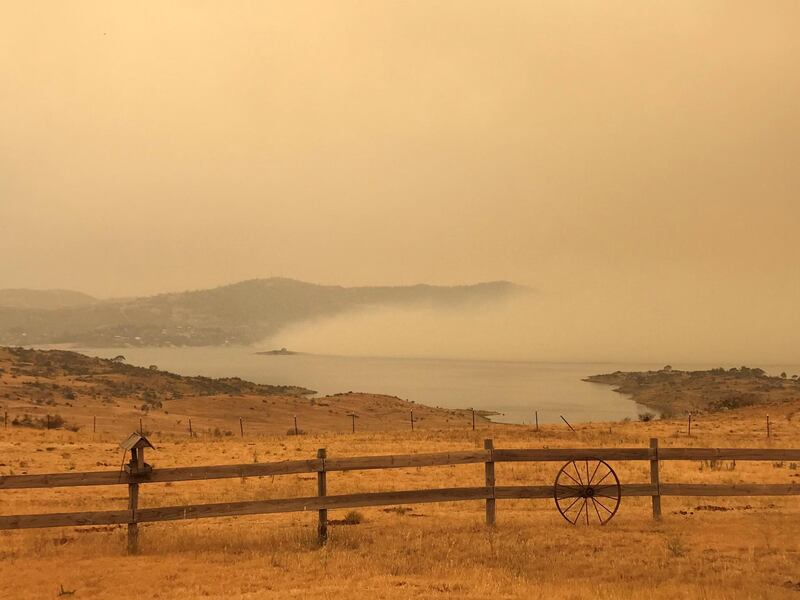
[554,459,621,525]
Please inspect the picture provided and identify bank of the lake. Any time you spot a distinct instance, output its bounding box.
[64,346,658,424]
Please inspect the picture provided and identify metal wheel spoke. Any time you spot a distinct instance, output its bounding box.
[593,483,618,490]
[587,460,602,486]
[571,461,585,486]
[593,469,613,486]
[570,499,587,525]
[590,497,603,523]
[595,492,621,501]
[555,485,581,498]
[556,492,582,501]
[560,495,583,515]
[592,496,614,514]
[560,468,583,487]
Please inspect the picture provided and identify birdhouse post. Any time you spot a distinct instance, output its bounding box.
[119,432,155,554]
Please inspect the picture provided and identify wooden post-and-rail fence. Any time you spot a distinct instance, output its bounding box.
[2,437,800,553]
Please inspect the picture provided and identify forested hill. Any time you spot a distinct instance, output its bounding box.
[0,278,526,347]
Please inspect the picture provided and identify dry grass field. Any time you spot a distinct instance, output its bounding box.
[2,409,800,600]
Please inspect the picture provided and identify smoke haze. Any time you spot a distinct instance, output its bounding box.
[2,2,799,362]
[273,285,798,365]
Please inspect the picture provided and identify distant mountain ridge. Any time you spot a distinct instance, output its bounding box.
[0,289,98,310]
[0,278,527,347]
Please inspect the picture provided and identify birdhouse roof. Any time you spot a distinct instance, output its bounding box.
[119,432,155,451]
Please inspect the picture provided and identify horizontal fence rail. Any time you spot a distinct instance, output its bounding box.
[4,483,800,532]
[0,451,493,490]
[6,446,798,491]
[1,439,799,552]
[657,448,800,461]
[493,448,654,462]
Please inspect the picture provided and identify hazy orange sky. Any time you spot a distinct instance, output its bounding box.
[2,2,799,362]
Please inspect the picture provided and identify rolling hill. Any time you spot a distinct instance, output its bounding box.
[0,278,526,347]
[0,345,488,436]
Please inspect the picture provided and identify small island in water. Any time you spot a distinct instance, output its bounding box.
[585,365,800,418]
[255,347,301,356]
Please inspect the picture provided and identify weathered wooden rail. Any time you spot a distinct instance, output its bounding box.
[1,438,799,552]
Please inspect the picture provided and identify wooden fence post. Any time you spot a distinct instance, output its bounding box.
[126,446,143,555]
[127,480,139,554]
[317,448,327,544]
[650,438,661,520]
[484,439,496,527]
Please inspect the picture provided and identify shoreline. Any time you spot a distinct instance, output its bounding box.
[27,345,656,425]
[584,366,800,417]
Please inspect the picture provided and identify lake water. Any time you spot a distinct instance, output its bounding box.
[67,346,668,424]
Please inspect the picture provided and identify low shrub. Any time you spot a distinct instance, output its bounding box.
[343,511,363,525]
[11,413,68,430]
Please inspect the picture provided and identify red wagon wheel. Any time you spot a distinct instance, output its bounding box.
[554,459,621,525]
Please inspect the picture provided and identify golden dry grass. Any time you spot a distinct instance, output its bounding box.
[2,411,800,599]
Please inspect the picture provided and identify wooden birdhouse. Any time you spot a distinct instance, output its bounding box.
[120,432,155,475]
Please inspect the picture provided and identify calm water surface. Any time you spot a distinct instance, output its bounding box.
[70,346,667,424]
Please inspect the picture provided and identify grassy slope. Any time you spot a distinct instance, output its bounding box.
[0,346,488,438]
[2,351,800,598]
